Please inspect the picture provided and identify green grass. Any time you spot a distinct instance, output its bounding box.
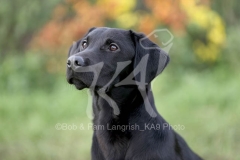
[153,66,240,159]
[0,65,240,160]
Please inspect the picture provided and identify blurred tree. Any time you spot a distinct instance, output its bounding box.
[30,0,226,63]
[0,0,61,56]
[30,0,139,50]
[31,0,106,50]
[211,0,240,26]
[144,0,186,32]
[181,0,226,62]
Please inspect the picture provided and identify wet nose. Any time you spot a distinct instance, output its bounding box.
[67,56,86,68]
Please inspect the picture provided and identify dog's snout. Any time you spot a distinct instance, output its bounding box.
[74,56,85,66]
[67,56,86,68]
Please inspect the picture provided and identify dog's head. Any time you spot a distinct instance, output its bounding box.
[66,27,169,91]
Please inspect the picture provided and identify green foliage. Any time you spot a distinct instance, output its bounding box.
[212,0,240,25]
[0,58,240,159]
[167,25,240,70]
[0,0,61,54]
[221,26,240,70]
[0,53,58,93]
[0,84,91,160]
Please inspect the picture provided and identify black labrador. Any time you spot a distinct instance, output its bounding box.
[66,27,202,160]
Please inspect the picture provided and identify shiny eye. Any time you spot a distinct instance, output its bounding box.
[109,44,118,51]
[82,40,88,49]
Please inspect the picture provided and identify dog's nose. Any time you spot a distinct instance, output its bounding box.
[74,56,85,66]
[67,56,86,68]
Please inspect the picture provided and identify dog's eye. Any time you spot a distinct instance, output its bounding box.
[109,44,118,51]
[82,40,88,49]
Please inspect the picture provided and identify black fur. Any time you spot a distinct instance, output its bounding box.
[66,27,202,160]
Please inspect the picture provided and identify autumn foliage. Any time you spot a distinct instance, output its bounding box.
[31,0,226,62]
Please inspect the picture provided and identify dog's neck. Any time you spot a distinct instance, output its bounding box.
[91,85,157,124]
[90,85,166,159]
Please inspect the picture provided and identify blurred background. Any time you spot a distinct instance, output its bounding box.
[0,0,240,159]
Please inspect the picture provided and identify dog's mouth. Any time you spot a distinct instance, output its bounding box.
[67,66,119,91]
[67,78,87,90]
[67,71,95,90]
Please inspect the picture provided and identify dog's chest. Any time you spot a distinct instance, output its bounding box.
[96,128,130,158]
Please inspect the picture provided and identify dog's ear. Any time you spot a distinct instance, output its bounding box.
[130,30,170,84]
[88,27,96,33]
